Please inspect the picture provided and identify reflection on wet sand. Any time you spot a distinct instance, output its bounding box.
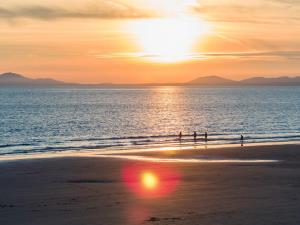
[97,154,279,163]
[0,141,298,162]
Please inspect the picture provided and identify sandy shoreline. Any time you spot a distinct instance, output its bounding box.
[0,144,300,225]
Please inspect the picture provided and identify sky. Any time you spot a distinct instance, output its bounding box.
[1,0,300,84]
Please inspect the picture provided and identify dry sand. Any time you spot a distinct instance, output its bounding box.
[0,144,300,225]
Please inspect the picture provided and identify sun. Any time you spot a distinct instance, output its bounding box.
[126,0,210,63]
[129,17,210,63]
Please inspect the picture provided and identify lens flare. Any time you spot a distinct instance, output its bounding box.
[141,172,158,190]
[122,163,181,198]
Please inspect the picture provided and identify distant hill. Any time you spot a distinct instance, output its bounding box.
[1,72,300,87]
[0,72,67,86]
[240,76,300,86]
[187,75,237,86]
[187,75,300,86]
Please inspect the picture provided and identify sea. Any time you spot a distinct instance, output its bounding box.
[1,86,300,157]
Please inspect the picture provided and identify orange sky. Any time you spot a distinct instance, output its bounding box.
[1,0,300,83]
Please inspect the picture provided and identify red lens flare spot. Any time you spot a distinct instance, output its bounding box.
[122,163,181,198]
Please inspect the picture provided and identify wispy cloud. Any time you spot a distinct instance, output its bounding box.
[197,51,300,59]
[0,2,154,21]
[267,0,300,5]
[2,1,300,23]
[93,50,300,60]
[191,2,300,24]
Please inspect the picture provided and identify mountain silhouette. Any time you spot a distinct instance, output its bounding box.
[187,75,237,85]
[1,72,300,87]
[240,76,300,85]
[0,72,67,86]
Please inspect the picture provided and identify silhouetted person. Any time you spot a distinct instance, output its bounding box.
[179,132,182,141]
[205,132,208,142]
[241,134,244,146]
[193,131,197,141]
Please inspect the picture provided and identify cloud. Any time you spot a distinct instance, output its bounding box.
[267,0,300,5]
[191,3,300,24]
[197,51,300,59]
[0,2,154,21]
[2,1,299,23]
[93,50,300,60]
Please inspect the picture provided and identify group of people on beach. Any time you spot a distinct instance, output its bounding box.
[179,131,244,144]
[178,131,208,142]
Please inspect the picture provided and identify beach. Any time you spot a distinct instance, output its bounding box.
[3,0,300,224]
[0,144,300,225]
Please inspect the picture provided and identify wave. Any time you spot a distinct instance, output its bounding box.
[1,132,300,156]
[66,132,300,143]
[0,143,33,148]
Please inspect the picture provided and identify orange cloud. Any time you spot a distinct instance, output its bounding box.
[0,2,155,21]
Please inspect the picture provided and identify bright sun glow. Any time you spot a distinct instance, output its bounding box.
[141,172,158,190]
[127,0,210,63]
[130,17,210,63]
[146,0,198,16]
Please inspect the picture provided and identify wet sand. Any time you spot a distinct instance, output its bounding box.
[0,144,300,225]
